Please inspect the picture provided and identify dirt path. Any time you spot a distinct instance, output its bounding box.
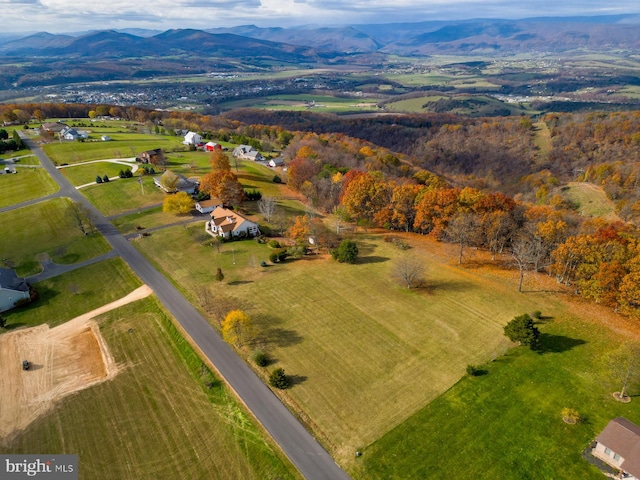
[0,285,153,444]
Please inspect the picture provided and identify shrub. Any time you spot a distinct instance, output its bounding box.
[95,175,103,184]
[269,250,287,263]
[332,239,359,264]
[503,313,540,348]
[103,174,110,183]
[466,365,481,376]
[260,260,267,267]
[245,189,262,201]
[273,175,282,184]
[269,368,289,389]
[252,350,268,367]
[268,239,281,248]
[532,310,542,319]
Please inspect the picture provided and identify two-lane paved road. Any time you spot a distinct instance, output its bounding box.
[21,134,351,480]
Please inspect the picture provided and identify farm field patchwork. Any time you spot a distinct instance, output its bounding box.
[1,297,299,480]
[0,197,111,276]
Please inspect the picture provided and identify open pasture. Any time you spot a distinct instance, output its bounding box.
[135,226,572,463]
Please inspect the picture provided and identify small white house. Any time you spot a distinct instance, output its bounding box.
[183,131,202,146]
[195,198,223,214]
[269,157,284,168]
[232,145,264,161]
[61,127,88,141]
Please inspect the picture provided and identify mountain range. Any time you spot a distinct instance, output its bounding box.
[1,14,640,59]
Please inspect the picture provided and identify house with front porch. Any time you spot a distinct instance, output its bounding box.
[593,417,640,479]
[205,206,260,239]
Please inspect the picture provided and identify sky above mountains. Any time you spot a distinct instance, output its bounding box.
[1,0,639,34]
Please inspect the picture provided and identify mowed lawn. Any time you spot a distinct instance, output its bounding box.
[357,309,640,479]
[0,197,111,276]
[81,175,165,216]
[3,258,141,330]
[136,225,566,462]
[43,134,184,165]
[0,166,58,208]
[59,161,137,187]
[3,298,299,480]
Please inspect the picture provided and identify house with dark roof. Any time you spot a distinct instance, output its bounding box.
[205,206,260,239]
[41,122,68,134]
[137,148,166,165]
[0,268,31,312]
[593,417,640,479]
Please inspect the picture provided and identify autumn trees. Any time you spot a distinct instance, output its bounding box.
[200,149,244,206]
[162,192,194,215]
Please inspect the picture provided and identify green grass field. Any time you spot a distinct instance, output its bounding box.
[134,225,576,463]
[59,161,137,186]
[384,95,448,113]
[43,134,185,165]
[219,94,379,113]
[80,175,166,216]
[0,167,58,208]
[3,297,299,480]
[3,258,141,330]
[561,182,620,221]
[0,197,111,276]
[357,310,640,479]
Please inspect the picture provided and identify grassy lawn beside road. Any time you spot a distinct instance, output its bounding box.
[3,297,299,480]
[0,167,58,208]
[81,175,165,216]
[3,258,141,330]
[0,197,111,276]
[59,161,136,186]
[135,225,570,463]
[357,310,640,479]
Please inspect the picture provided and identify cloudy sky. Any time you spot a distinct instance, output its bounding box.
[1,0,639,34]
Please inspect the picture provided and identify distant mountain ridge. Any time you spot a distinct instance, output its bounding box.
[1,14,639,58]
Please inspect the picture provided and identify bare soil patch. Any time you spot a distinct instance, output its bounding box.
[0,285,152,443]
